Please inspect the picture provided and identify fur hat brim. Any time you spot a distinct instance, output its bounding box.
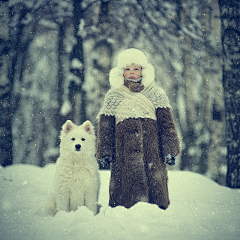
[109,48,155,89]
[109,63,155,89]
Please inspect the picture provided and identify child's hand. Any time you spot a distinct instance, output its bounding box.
[98,156,114,168]
[165,154,176,166]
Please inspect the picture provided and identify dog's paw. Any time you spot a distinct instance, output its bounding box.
[45,194,58,217]
[96,203,102,215]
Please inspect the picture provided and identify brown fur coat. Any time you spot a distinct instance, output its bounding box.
[96,83,180,209]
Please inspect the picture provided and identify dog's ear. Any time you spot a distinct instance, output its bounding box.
[83,120,94,135]
[62,120,74,134]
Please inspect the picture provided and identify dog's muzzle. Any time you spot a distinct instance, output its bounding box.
[75,144,81,151]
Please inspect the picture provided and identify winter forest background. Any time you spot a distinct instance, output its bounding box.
[0,0,239,187]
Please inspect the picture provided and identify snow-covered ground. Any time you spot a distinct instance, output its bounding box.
[1,163,240,240]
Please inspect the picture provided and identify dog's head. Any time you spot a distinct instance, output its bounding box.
[60,120,95,156]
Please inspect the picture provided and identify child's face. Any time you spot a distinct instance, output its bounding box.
[124,63,142,80]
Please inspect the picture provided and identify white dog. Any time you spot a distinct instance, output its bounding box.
[46,120,100,216]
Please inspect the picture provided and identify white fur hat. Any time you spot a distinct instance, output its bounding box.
[109,48,155,89]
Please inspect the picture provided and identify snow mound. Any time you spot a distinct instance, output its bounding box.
[1,164,240,240]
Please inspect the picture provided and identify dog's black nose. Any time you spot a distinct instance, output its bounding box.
[75,144,81,151]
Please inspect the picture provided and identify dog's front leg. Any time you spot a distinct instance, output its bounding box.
[55,191,70,212]
[84,192,98,215]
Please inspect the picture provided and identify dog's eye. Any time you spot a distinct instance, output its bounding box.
[81,138,85,141]
[71,138,75,141]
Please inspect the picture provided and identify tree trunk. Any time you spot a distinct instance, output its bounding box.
[87,1,112,126]
[180,0,198,171]
[0,1,12,166]
[219,0,240,188]
[68,0,86,126]
[198,0,213,174]
[207,0,225,184]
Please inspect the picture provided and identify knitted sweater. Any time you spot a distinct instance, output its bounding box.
[97,82,171,124]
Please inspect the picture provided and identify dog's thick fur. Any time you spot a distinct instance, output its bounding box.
[46,120,100,216]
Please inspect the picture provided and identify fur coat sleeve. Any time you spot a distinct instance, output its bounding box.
[156,107,180,157]
[96,114,115,160]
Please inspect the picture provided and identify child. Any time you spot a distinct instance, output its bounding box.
[96,48,180,209]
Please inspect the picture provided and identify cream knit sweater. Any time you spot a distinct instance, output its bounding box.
[98,82,171,124]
